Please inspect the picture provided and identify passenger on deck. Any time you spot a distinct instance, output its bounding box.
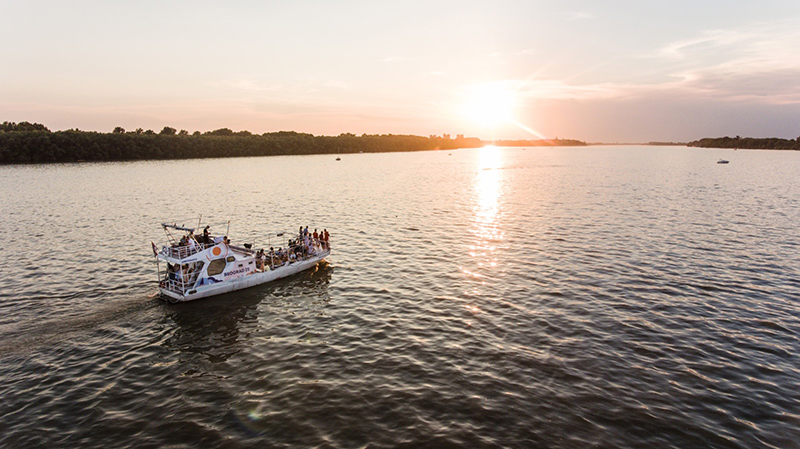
[188,232,197,251]
[202,226,211,244]
[168,263,179,281]
[307,239,315,255]
[255,249,265,271]
[180,264,190,284]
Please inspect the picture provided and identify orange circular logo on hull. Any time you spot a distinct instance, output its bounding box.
[212,246,222,256]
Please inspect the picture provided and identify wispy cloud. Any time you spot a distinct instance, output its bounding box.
[658,18,800,103]
[660,29,744,60]
[484,18,800,106]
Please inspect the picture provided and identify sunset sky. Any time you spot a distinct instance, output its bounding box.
[2,0,800,142]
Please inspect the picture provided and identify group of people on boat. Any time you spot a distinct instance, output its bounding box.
[171,226,231,258]
[158,223,332,297]
[163,224,330,277]
[165,261,199,285]
[253,227,330,271]
[176,226,221,247]
[300,226,330,250]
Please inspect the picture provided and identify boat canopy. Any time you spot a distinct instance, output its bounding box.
[161,223,196,232]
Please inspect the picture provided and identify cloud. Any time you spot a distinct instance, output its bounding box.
[658,19,800,104]
[660,18,800,67]
[660,29,744,60]
[675,68,800,104]
[483,17,800,106]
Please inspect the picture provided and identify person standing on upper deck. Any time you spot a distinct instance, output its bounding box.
[188,231,197,251]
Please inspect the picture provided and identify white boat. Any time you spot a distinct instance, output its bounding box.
[153,223,330,303]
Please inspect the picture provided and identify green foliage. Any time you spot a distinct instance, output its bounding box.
[160,126,177,135]
[0,123,485,164]
[206,128,234,136]
[1,121,50,132]
[687,136,800,150]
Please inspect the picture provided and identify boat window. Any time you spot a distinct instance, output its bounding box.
[226,256,236,263]
[207,259,226,276]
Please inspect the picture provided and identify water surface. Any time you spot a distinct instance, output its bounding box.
[1,146,798,448]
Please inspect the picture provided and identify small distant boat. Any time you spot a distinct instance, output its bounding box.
[335,157,341,161]
[153,222,330,303]
[717,159,730,164]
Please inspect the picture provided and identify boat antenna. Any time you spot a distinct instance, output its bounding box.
[226,220,230,238]
[197,215,202,230]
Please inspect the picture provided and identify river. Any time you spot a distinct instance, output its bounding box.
[1,146,798,448]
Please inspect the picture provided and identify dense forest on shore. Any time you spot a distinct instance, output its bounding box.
[688,136,800,150]
[0,121,487,164]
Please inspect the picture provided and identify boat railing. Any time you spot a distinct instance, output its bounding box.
[261,240,331,270]
[162,242,213,260]
[161,270,201,294]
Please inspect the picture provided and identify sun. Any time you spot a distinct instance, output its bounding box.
[461,82,517,127]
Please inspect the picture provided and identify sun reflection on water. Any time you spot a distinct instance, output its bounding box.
[474,146,504,244]
[462,145,506,288]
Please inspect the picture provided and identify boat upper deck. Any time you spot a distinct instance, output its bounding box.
[160,242,254,261]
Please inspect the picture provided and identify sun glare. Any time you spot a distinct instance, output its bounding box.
[462,83,517,127]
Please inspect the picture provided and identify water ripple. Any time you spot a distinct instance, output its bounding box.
[1,147,799,448]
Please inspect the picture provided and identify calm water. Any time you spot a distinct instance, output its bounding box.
[0,146,798,448]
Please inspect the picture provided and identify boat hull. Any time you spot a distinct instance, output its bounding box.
[159,253,327,303]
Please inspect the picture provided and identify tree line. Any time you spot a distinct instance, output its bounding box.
[0,122,485,164]
[688,136,800,150]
